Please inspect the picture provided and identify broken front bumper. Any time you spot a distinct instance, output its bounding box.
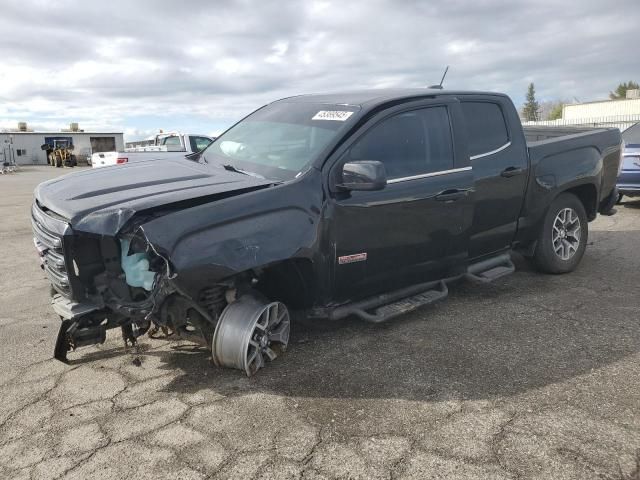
[52,294,105,363]
[52,294,101,320]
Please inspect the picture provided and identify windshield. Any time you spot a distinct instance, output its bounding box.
[201,102,360,181]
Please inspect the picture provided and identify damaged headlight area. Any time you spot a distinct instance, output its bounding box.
[52,224,236,367]
[120,237,157,292]
[46,217,288,377]
[52,227,177,363]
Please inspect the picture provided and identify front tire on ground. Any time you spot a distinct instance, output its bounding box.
[532,193,588,274]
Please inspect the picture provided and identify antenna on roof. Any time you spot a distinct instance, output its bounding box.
[429,66,449,90]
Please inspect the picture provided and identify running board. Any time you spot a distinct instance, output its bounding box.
[368,281,448,323]
[324,253,515,324]
[464,253,515,283]
[328,280,449,324]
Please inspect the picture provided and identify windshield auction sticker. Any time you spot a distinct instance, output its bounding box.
[312,110,354,121]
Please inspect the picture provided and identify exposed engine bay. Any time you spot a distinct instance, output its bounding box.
[34,201,291,377]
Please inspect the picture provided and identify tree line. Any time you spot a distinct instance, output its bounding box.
[521,81,639,122]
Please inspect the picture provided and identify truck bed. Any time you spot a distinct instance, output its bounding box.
[523,125,602,142]
[525,127,622,211]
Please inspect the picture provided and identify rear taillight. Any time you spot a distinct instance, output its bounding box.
[117,157,128,164]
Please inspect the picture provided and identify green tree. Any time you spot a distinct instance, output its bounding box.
[609,81,640,100]
[522,83,541,121]
[547,102,564,120]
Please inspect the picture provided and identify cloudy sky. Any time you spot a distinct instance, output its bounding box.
[0,0,638,140]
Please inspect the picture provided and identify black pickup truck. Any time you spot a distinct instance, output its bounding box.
[32,89,622,375]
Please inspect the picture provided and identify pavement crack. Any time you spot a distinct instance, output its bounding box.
[54,437,113,480]
[52,403,196,478]
[297,424,325,479]
[0,368,71,439]
[489,410,521,480]
[389,437,418,480]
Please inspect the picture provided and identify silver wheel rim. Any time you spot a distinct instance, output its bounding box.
[212,296,290,376]
[552,207,581,261]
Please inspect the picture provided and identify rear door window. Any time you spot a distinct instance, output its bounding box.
[461,102,509,158]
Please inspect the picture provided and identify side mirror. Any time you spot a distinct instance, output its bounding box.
[339,160,387,191]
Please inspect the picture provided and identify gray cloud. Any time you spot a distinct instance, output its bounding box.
[0,0,638,137]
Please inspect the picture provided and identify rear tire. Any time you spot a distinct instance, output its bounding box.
[532,193,588,274]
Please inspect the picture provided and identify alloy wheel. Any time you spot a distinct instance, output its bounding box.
[552,207,581,261]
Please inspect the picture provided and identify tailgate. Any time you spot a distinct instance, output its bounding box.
[91,151,119,168]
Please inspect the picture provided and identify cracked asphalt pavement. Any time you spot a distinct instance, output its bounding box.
[1,166,639,479]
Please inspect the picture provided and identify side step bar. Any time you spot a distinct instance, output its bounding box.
[367,281,448,323]
[328,279,452,324]
[327,253,516,324]
[464,253,515,283]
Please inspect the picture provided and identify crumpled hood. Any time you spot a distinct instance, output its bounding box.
[34,157,274,234]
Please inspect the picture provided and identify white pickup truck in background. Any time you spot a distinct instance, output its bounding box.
[91,132,215,168]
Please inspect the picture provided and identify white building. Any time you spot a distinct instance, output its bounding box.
[523,89,640,143]
[563,91,640,120]
[0,123,124,166]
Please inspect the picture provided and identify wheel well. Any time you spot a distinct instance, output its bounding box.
[562,184,597,221]
[254,259,315,309]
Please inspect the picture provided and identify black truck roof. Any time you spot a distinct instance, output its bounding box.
[274,88,509,108]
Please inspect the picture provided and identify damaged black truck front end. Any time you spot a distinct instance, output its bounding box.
[32,155,298,375]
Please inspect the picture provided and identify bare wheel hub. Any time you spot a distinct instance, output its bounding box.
[552,207,581,261]
[212,295,290,376]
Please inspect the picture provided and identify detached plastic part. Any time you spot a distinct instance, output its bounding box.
[120,238,157,291]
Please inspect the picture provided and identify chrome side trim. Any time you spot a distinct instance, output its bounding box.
[470,141,511,160]
[388,166,472,184]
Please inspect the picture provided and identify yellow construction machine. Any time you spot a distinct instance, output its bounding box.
[41,140,77,168]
